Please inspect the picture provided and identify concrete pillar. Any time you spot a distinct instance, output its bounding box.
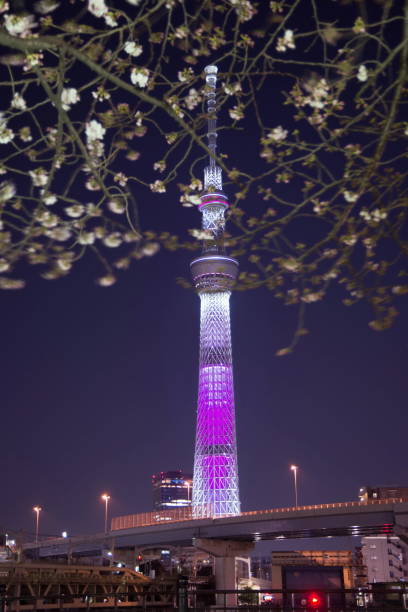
[395,507,408,545]
[194,538,254,607]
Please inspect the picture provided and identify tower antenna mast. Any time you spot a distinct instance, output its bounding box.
[203,65,223,192]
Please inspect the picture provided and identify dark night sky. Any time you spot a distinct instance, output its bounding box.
[1,220,407,539]
[0,1,407,548]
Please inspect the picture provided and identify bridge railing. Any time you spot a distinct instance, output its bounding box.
[111,507,194,530]
[240,497,408,517]
[110,498,408,531]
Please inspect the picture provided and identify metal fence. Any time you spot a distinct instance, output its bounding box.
[1,585,408,612]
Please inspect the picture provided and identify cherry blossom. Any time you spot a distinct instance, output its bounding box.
[276,29,295,52]
[114,172,128,186]
[65,204,84,218]
[11,93,27,110]
[189,229,214,240]
[130,67,149,88]
[56,259,72,272]
[0,278,25,289]
[34,1,60,14]
[180,194,201,207]
[224,82,242,95]
[184,88,201,111]
[301,292,322,303]
[85,120,106,142]
[229,105,244,120]
[0,258,10,272]
[153,160,166,172]
[92,87,111,102]
[0,114,14,144]
[124,41,143,57]
[268,126,288,142]
[47,227,72,241]
[23,53,43,71]
[61,88,80,111]
[29,167,48,187]
[280,258,301,272]
[42,193,57,205]
[142,242,160,256]
[19,127,32,142]
[88,0,108,18]
[150,180,166,193]
[104,12,117,27]
[108,199,126,214]
[360,208,387,224]
[344,191,359,203]
[229,0,256,22]
[0,181,15,202]
[86,203,102,217]
[78,231,95,245]
[103,233,122,248]
[357,65,368,82]
[96,274,116,287]
[3,13,37,37]
[178,68,194,82]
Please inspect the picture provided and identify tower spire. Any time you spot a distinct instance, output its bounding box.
[190,65,241,519]
[203,65,223,192]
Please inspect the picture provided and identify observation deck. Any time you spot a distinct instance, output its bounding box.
[190,253,239,291]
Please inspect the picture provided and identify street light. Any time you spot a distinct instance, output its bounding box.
[33,506,42,543]
[101,494,111,533]
[290,465,299,507]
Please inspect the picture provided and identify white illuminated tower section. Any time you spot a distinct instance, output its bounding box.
[190,65,240,518]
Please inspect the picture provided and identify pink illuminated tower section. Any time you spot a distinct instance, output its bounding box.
[190,65,240,518]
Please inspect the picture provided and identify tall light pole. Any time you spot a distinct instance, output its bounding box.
[290,465,299,507]
[101,494,110,533]
[33,506,42,543]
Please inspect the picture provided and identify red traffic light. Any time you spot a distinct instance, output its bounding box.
[308,593,321,607]
[263,594,274,602]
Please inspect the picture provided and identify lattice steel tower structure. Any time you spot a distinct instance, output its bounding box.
[190,65,240,519]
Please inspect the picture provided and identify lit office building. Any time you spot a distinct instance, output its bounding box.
[152,471,193,510]
[362,536,408,583]
[358,486,408,502]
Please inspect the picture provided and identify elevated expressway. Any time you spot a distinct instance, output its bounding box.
[21,498,408,604]
[23,498,408,558]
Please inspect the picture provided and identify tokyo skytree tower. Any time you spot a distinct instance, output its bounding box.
[190,65,240,519]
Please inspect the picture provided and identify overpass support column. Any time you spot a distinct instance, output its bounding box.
[394,507,408,545]
[194,538,254,607]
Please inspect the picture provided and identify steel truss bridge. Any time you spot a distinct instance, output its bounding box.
[22,499,408,559]
[0,562,177,611]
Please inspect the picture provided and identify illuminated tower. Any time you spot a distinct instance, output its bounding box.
[190,65,240,518]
